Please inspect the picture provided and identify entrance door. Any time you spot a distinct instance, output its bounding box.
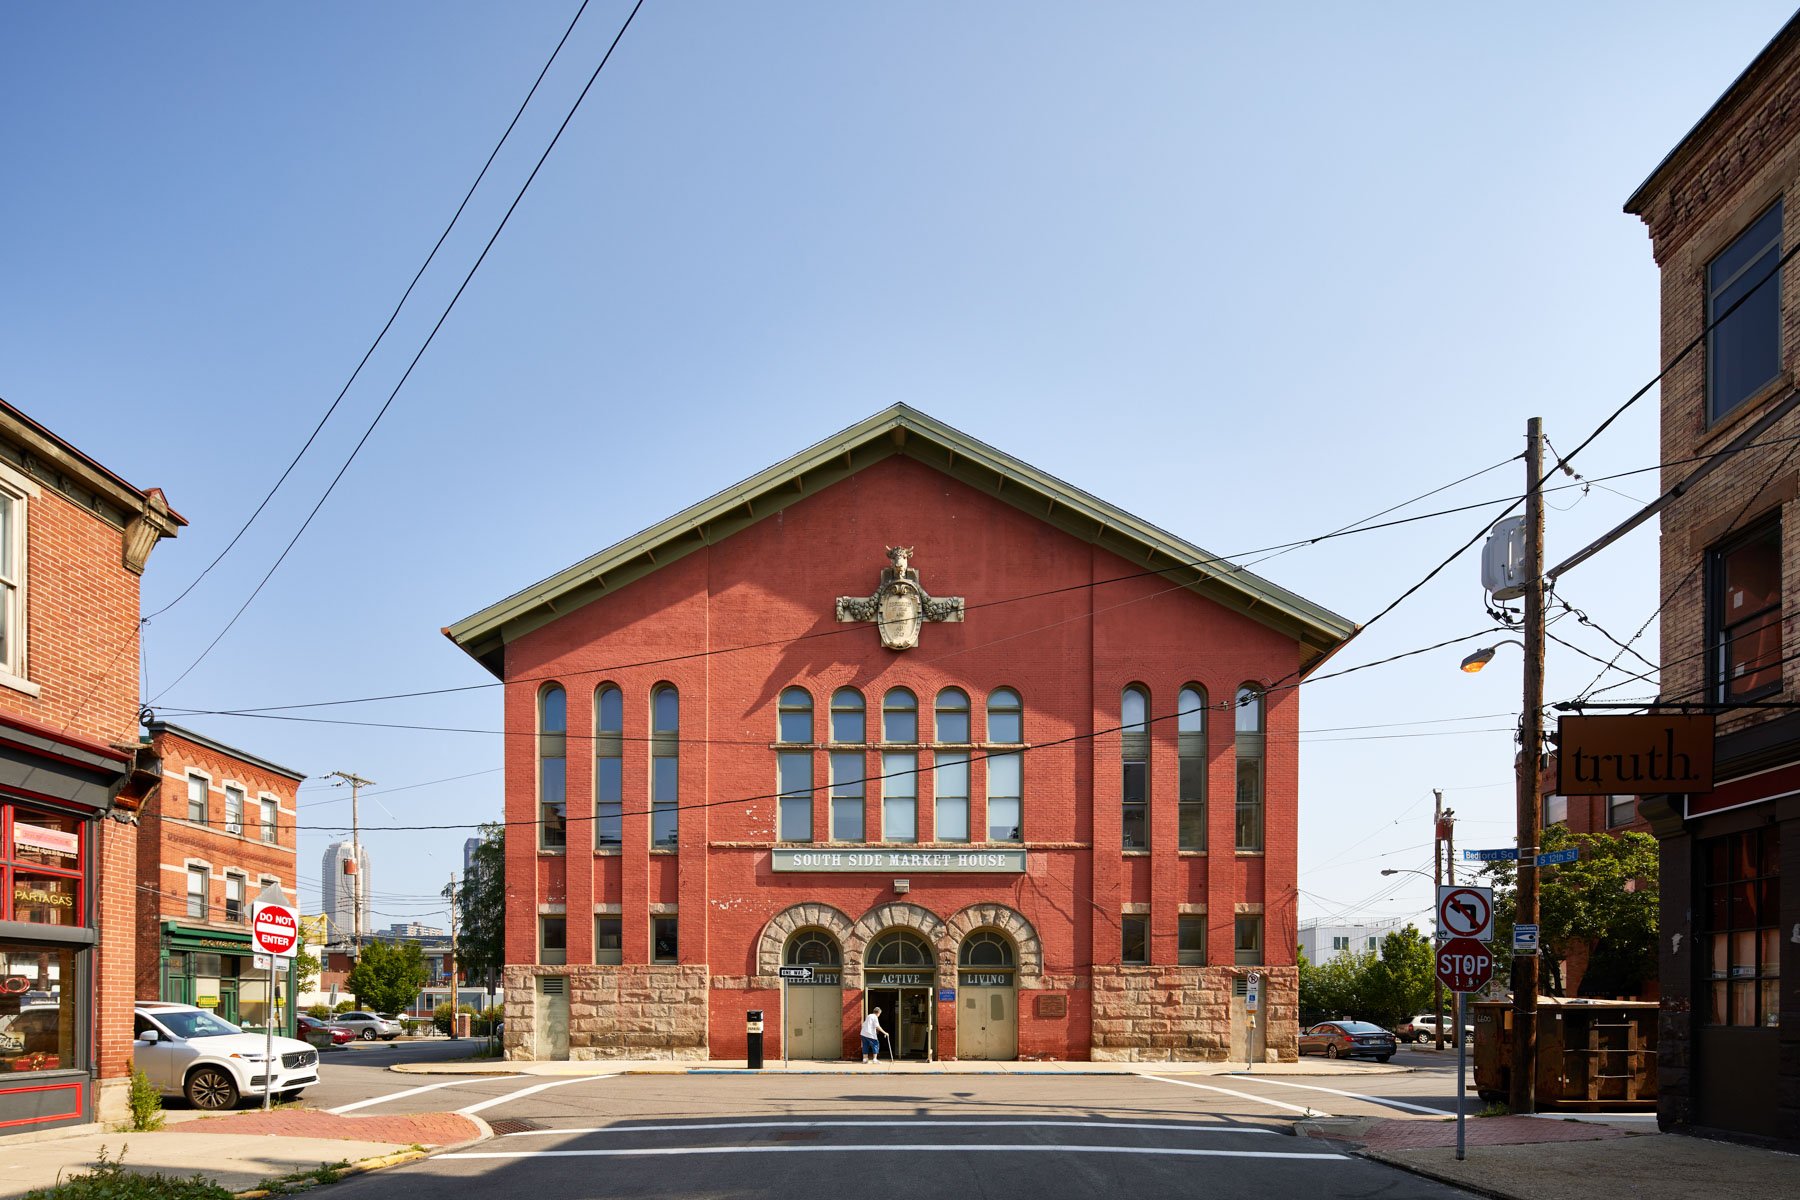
[216,979,239,1027]
[866,988,933,1060]
[958,987,1016,1061]
[534,977,569,1060]
[786,982,844,1060]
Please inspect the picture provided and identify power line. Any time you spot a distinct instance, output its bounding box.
[148,0,649,703]
[143,0,597,623]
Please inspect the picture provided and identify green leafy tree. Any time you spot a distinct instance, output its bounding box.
[289,947,320,997]
[1362,926,1437,1028]
[1478,825,1659,996]
[1299,946,1377,1025]
[453,825,506,1000]
[344,938,430,1015]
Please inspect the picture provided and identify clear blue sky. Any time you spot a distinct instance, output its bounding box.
[4,2,1790,931]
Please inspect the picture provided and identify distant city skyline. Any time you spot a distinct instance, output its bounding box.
[319,840,372,943]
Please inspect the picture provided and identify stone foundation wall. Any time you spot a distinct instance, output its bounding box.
[1089,965,1298,1062]
[503,963,710,1061]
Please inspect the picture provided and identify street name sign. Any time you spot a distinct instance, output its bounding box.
[1437,885,1495,942]
[1462,848,1518,862]
[1436,937,1494,992]
[1535,847,1579,866]
[250,902,299,958]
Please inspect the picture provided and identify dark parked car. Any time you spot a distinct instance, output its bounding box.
[297,1015,354,1047]
[1299,1020,1397,1062]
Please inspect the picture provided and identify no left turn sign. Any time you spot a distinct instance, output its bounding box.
[1436,885,1494,943]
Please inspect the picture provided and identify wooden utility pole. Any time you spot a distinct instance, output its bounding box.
[1511,418,1546,1114]
[1433,788,1446,1052]
[327,771,375,949]
[1445,807,1456,1046]
[447,871,459,1017]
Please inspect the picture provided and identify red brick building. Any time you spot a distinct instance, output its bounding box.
[1624,11,1800,1144]
[136,721,304,1035]
[448,408,1352,1062]
[0,399,181,1134]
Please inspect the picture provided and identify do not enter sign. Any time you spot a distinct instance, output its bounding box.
[1436,937,1494,993]
[251,902,300,958]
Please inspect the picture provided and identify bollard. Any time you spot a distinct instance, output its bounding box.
[746,1009,765,1070]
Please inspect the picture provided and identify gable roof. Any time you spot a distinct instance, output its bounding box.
[445,405,1358,678]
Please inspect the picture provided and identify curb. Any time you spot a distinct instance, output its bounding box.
[1350,1148,1518,1200]
[228,1113,493,1199]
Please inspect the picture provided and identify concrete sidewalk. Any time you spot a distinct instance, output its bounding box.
[1301,1115,1800,1200]
[391,1055,1414,1077]
[0,1112,484,1200]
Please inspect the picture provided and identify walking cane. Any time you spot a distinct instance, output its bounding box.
[880,1029,895,1063]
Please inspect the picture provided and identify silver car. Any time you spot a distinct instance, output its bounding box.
[134,1002,318,1109]
[330,1010,401,1041]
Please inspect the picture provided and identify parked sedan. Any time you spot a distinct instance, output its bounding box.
[330,1010,402,1041]
[297,1015,354,1047]
[134,1002,319,1109]
[1299,1020,1397,1061]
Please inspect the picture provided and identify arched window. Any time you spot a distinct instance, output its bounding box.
[779,687,813,743]
[785,929,842,966]
[1235,685,1264,851]
[830,689,866,743]
[538,685,567,850]
[651,685,679,849]
[986,688,1022,744]
[935,688,971,743]
[1178,685,1206,851]
[958,931,1015,968]
[1121,686,1149,849]
[868,930,933,967]
[595,685,623,847]
[882,688,917,743]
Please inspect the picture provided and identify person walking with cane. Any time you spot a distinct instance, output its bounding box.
[860,1006,887,1064]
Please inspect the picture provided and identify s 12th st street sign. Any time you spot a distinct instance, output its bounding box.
[1556,715,1714,795]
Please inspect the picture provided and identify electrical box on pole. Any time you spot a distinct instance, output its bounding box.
[1481,516,1528,600]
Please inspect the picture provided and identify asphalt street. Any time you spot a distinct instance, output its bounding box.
[289,1045,1482,1198]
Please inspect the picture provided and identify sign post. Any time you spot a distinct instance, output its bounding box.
[1245,972,1261,1071]
[251,889,298,1112]
[1434,936,1494,1161]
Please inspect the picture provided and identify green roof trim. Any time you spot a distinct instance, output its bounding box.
[444,405,1357,677]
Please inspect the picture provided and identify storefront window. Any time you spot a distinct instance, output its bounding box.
[0,944,76,1073]
[1704,828,1780,1027]
[3,802,84,925]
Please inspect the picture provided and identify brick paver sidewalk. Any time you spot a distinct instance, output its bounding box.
[180,1110,481,1146]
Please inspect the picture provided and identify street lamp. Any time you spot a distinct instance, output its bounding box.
[1380,865,1454,1050]
[1459,638,1524,673]
[1379,868,1431,879]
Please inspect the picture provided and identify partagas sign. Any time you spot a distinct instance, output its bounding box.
[1556,715,1714,795]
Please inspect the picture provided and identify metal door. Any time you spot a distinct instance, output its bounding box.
[787,985,843,1060]
[957,987,1016,1060]
[534,976,569,1060]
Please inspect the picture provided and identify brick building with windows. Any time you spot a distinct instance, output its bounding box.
[448,407,1352,1063]
[135,721,304,1037]
[1624,11,1800,1145]
[0,399,181,1134]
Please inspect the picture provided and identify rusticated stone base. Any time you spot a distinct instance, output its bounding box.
[503,963,710,1061]
[1089,965,1299,1062]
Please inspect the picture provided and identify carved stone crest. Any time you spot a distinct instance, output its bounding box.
[836,545,964,651]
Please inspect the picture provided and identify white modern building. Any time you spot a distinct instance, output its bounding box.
[1298,917,1413,965]
[318,839,372,944]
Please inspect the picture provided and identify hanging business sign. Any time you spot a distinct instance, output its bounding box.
[771,849,1026,873]
[1555,715,1714,795]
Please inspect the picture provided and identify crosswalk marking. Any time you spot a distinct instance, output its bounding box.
[1142,1074,1326,1116]
[456,1074,617,1115]
[442,1144,1348,1162]
[502,1119,1277,1137]
[327,1077,520,1115]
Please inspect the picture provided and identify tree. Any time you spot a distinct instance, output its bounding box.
[454,825,506,1000]
[344,938,430,1015]
[1478,825,1659,996]
[290,946,320,997]
[1362,926,1437,1029]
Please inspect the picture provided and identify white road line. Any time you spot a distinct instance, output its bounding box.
[442,1145,1347,1162]
[1219,1078,1454,1117]
[503,1119,1277,1137]
[1142,1074,1325,1117]
[327,1077,520,1115]
[456,1074,617,1115]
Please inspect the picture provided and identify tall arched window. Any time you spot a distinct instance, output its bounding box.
[1235,685,1264,851]
[785,929,842,966]
[538,686,567,849]
[651,684,680,849]
[1121,686,1149,849]
[868,930,933,967]
[595,685,623,847]
[830,689,865,743]
[778,689,814,842]
[882,688,918,743]
[1178,685,1206,851]
[986,688,1023,842]
[935,688,971,743]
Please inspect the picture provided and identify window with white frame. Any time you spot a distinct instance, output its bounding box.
[224,874,245,924]
[260,798,278,843]
[186,774,209,825]
[224,786,245,837]
[0,484,25,680]
[186,867,207,919]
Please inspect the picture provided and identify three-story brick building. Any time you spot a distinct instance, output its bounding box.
[448,407,1352,1063]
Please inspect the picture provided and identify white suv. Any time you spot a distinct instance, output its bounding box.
[1401,1013,1475,1044]
[329,1011,402,1041]
[133,1002,319,1109]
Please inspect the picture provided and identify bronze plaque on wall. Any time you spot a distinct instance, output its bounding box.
[1035,994,1068,1018]
[1556,715,1715,795]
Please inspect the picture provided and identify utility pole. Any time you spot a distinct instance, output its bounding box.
[328,771,375,951]
[447,871,459,1024]
[1511,417,1547,1115]
[1445,806,1456,1045]
[1433,788,1446,1052]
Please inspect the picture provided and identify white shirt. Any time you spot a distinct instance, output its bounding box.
[861,1012,883,1038]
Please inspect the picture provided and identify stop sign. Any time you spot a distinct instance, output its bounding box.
[251,902,300,958]
[1435,936,1494,992]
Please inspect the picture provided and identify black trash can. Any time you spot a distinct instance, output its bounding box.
[746,1009,765,1070]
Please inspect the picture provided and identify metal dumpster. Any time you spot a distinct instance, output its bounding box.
[1474,997,1657,1110]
